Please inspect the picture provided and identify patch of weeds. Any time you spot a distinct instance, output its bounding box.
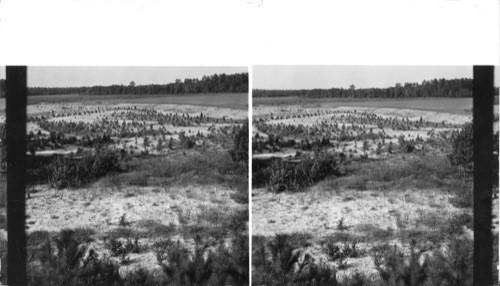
[252,234,337,285]
[224,208,249,235]
[0,183,5,209]
[28,230,51,247]
[0,240,6,284]
[135,219,177,237]
[357,225,394,242]
[286,232,314,248]
[153,239,186,265]
[400,229,443,247]
[124,192,136,198]
[371,237,473,286]
[265,152,345,192]
[118,171,150,187]
[337,218,348,231]
[394,211,410,230]
[230,184,249,204]
[26,228,123,285]
[0,212,6,229]
[48,148,122,189]
[442,211,473,237]
[332,175,368,191]
[152,223,177,237]
[447,180,473,208]
[323,231,357,243]
[106,236,142,257]
[123,268,159,285]
[105,227,143,239]
[415,209,444,231]
[323,240,364,262]
[176,208,191,225]
[119,214,131,227]
[371,240,429,285]
[71,227,96,243]
[343,196,356,202]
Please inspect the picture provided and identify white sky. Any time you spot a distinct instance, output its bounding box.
[0,67,247,87]
[253,66,481,89]
[25,67,248,87]
[0,0,498,65]
[0,66,499,88]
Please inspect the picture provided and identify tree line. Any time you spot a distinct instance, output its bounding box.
[0,73,248,97]
[253,78,496,98]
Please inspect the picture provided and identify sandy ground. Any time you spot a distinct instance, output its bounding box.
[25,182,244,274]
[252,186,470,278]
[11,100,248,276]
[251,104,486,280]
[27,184,240,233]
[252,187,461,237]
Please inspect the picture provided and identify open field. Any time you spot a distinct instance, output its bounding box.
[28,93,248,109]
[0,94,249,285]
[254,96,498,114]
[252,97,498,285]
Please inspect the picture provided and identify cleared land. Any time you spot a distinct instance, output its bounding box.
[252,97,498,285]
[0,93,249,285]
[28,93,248,109]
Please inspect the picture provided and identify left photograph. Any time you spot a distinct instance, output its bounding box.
[0,66,249,285]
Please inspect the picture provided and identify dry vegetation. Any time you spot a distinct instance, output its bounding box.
[252,99,499,285]
[0,94,249,285]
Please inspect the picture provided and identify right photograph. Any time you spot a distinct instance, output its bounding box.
[251,66,499,285]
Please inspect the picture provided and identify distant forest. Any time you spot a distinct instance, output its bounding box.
[254,78,499,98]
[0,72,248,97]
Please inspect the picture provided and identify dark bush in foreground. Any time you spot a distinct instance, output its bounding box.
[372,237,473,286]
[153,234,249,285]
[22,229,249,286]
[27,229,121,286]
[252,234,337,286]
[265,152,345,192]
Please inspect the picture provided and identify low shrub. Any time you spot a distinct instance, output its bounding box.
[448,123,473,176]
[448,180,473,208]
[229,121,249,163]
[48,148,122,189]
[265,152,345,192]
[27,229,122,286]
[371,240,430,285]
[113,151,248,203]
[25,228,248,285]
[252,234,337,286]
[427,237,473,286]
[371,237,473,286]
[106,236,141,256]
[323,239,364,268]
[153,235,249,285]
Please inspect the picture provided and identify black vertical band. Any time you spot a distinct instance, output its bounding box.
[473,66,494,286]
[6,66,27,286]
